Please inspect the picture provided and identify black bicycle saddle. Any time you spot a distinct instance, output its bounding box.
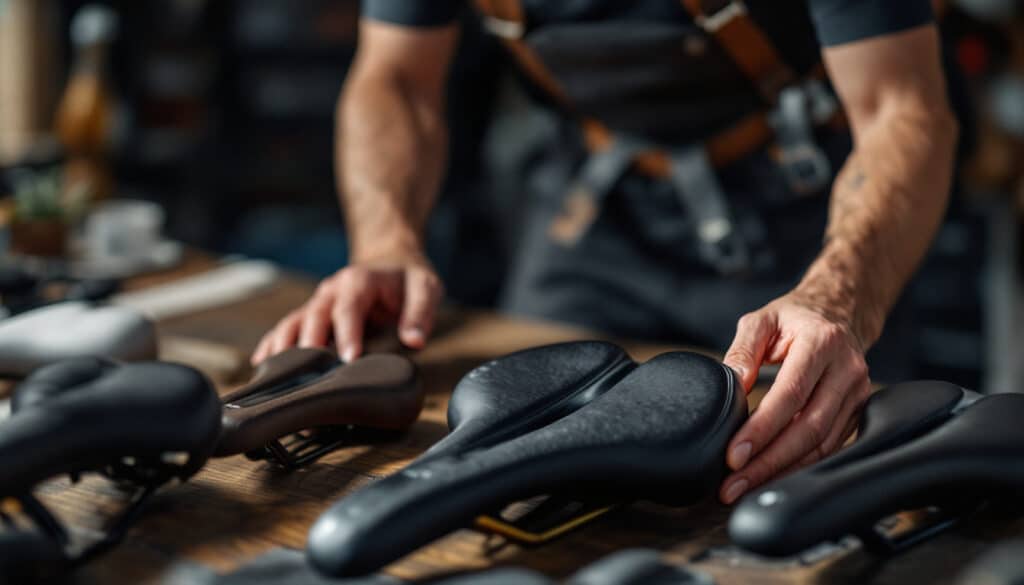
[0,357,222,575]
[0,301,157,377]
[0,264,120,316]
[215,348,422,468]
[178,547,713,585]
[422,341,635,459]
[407,549,714,585]
[728,380,1022,557]
[0,529,69,583]
[307,342,747,577]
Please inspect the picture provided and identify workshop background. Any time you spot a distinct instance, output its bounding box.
[0,0,1021,392]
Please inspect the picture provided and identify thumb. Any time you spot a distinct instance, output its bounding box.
[723,311,775,392]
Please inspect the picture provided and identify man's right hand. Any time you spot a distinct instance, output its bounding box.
[251,251,444,365]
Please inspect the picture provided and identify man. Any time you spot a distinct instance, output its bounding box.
[253,0,959,505]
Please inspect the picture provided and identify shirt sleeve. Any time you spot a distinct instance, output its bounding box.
[360,0,462,27]
[808,0,934,47]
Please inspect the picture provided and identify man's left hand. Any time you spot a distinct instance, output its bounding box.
[718,291,872,504]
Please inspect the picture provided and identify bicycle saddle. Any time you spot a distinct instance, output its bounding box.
[437,549,715,585]
[0,301,157,377]
[214,348,422,467]
[308,342,747,576]
[176,548,712,585]
[0,529,68,583]
[0,357,221,575]
[0,265,120,316]
[729,380,1019,557]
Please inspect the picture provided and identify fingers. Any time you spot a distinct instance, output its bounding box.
[720,361,852,504]
[331,268,380,362]
[726,334,827,471]
[723,311,777,392]
[251,310,303,365]
[797,373,869,465]
[398,268,443,349]
[298,288,335,349]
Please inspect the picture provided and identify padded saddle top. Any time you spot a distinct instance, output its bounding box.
[0,301,157,377]
[1,357,222,496]
[729,380,1024,557]
[215,348,422,457]
[307,341,747,576]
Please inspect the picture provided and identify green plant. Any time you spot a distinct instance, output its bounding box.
[12,167,89,221]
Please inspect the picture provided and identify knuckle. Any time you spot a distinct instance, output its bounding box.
[819,323,845,347]
[725,347,754,366]
[849,356,869,380]
[340,266,370,286]
[314,280,333,296]
[737,312,761,331]
[804,412,830,445]
[779,379,808,402]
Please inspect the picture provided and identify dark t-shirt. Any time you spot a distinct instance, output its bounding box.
[361,0,935,143]
[361,0,933,49]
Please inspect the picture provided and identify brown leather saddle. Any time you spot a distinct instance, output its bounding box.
[214,348,423,468]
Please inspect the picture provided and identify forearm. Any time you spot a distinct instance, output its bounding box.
[796,103,958,347]
[337,72,448,262]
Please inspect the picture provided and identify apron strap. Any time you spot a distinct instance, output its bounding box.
[680,0,798,106]
[667,147,752,276]
[548,139,646,246]
[473,0,571,106]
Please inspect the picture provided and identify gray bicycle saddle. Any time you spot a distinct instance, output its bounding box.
[0,301,157,377]
[0,357,222,578]
[308,342,747,577]
[729,380,1024,557]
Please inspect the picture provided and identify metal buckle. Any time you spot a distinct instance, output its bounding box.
[772,83,834,195]
[482,15,525,40]
[777,143,832,195]
[695,0,747,34]
[668,146,752,276]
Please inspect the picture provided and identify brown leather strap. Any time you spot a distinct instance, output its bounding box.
[473,0,570,105]
[583,113,773,177]
[680,0,797,105]
[476,0,841,178]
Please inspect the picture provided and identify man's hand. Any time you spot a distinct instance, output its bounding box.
[718,292,871,504]
[252,251,443,365]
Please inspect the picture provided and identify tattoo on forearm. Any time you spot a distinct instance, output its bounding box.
[846,169,867,191]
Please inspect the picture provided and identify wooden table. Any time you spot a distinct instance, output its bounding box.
[27,255,1024,585]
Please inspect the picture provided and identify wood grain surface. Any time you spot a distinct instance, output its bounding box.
[17,253,1022,585]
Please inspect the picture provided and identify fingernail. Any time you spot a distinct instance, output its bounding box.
[724,478,749,504]
[729,441,752,470]
[402,326,425,345]
[341,347,358,363]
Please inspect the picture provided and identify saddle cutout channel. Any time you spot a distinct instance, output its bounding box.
[0,357,222,580]
[215,348,423,469]
[307,341,747,577]
[729,380,1023,557]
